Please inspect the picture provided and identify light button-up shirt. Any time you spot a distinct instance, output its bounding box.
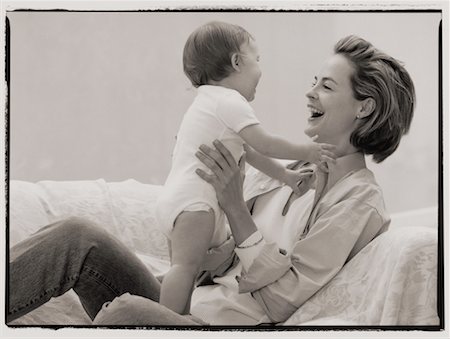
[192,152,390,325]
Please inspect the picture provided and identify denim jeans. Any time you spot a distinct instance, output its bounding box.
[7,217,198,326]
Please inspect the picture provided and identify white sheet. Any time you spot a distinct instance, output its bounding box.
[285,226,438,325]
[8,179,439,326]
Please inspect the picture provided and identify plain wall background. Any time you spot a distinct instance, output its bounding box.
[7,10,441,214]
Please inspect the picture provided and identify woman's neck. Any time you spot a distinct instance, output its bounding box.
[322,151,366,195]
[332,137,359,158]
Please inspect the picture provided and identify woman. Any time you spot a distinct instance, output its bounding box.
[8,35,415,326]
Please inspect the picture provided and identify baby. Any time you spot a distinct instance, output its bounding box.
[156,21,336,315]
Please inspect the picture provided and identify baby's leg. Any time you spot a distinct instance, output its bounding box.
[159,210,215,315]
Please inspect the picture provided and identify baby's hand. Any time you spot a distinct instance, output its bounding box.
[283,168,314,195]
[305,137,337,171]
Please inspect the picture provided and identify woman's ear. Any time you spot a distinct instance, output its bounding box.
[231,53,240,72]
[358,97,376,118]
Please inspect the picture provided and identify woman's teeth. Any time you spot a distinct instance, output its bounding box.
[309,106,325,118]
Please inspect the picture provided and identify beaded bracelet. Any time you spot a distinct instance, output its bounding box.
[236,234,264,249]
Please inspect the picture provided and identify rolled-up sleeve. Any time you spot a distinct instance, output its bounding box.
[236,198,384,323]
[234,230,266,271]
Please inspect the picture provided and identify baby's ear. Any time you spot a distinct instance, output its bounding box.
[231,53,240,71]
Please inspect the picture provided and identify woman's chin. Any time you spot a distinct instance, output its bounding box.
[304,126,317,139]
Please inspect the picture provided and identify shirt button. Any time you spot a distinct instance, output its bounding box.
[260,184,266,190]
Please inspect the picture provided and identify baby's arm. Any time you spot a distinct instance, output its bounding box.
[159,210,215,315]
[244,144,313,195]
[239,124,336,166]
[244,144,287,182]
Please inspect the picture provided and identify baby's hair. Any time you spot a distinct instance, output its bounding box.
[183,21,253,87]
[335,35,416,163]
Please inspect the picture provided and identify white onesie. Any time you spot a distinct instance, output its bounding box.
[156,85,260,247]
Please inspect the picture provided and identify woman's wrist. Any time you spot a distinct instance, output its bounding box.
[224,201,258,245]
[220,194,246,215]
[234,230,266,271]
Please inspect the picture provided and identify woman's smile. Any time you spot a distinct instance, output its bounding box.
[307,104,325,120]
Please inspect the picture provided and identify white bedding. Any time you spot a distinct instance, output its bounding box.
[8,179,439,326]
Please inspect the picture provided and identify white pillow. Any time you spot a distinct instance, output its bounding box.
[107,179,169,260]
[9,179,169,260]
[9,181,50,246]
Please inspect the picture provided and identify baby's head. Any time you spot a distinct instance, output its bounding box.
[183,21,261,101]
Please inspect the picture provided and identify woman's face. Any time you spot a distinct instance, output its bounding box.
[304,53,363,155]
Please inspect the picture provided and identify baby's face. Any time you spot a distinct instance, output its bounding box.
[235,39,262,101]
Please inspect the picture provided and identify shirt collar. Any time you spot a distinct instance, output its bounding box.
[318,151,367,194]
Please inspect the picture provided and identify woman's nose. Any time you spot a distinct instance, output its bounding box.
[306,87,318,100]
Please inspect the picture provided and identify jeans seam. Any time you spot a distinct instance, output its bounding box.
[8,274,79,316]
[82,265,121,296]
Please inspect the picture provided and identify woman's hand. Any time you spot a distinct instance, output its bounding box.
[195,140,247,214]
[195,139,259,245]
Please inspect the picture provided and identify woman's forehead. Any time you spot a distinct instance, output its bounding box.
[319,54,354,85]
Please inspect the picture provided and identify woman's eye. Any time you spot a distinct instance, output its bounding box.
[323,84,332,90]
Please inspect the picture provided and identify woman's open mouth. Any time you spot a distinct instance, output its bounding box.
[308,105,325,120]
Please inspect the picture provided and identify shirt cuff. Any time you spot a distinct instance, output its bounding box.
[234,230,266,271]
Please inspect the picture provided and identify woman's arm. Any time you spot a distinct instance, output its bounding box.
[196,141,268,272]
[195,141,257,245]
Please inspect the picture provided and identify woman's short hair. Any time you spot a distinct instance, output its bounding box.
[335,35,416,163]
[183,21,253,87]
